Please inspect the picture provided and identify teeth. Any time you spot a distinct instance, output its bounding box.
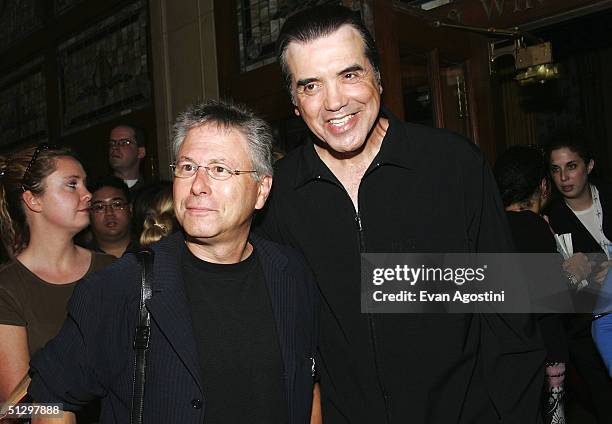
[329,114,353,126]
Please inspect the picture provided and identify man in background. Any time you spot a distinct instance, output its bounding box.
[85,176,137,257]
[108,124,147,195]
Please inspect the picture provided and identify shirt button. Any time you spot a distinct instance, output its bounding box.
[191,399,202,409]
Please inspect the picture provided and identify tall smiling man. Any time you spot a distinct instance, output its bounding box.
[28,100,319,423]
[258,5,545,423]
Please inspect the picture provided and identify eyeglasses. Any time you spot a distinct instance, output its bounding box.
[22,144,50,191]
[109,138,135,148]
[169,160,257,181]
[89,200,129,214]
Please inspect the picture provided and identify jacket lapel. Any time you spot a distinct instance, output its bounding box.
[145,233,203,392]
[251,236,296,406]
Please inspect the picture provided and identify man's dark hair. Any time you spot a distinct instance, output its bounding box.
[88,175,131,202]
[276,4,380,99]
[494,145,547,208]
[543,127,593,166]
[113,123,147,147]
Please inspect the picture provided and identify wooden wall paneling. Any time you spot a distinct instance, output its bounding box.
[372,0,404,118]
[465,33,498,161]
[427,48,445,129]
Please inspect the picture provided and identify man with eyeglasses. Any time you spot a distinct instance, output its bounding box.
[28,99,319,423]
[108,124,147,195]
[84,175,138,257]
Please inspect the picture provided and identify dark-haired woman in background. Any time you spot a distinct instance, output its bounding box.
[545,135,612,423]
[495,145,591,424]
[0,145,114,407]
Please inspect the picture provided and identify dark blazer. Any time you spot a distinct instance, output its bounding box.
[546,183,612,421]
[547,182,612,255]
[28,232,318,423]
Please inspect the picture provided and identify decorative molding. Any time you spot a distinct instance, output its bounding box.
[57,0,151,135]
[236,0,346,73]
[0,0,44,52]
[54,0,86,16]
[0,57,48,148]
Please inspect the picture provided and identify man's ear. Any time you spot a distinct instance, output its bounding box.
[254,175,273,210]
[137,147,146,159]
[587,159,595,174]
[21,190,42,213]
[294,106,301,117]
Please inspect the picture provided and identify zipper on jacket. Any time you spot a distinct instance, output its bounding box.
[355,212,365,251]
[355,211,391,423]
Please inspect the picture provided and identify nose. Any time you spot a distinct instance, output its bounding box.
[82,188,92,203]
[103,205,116,216]
[191,167,212,195]
[560,169,569,181]
[323,81,347,112]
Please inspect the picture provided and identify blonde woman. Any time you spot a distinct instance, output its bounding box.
[137,182,177,246]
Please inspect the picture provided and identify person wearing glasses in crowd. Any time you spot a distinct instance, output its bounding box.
[27,99,319,423]
[83,175,139,257]
[0,145,115,412]
[108,124,147,196]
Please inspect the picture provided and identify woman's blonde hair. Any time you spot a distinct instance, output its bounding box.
[139,183,177,247]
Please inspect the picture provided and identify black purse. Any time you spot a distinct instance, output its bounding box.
[131,249,154,424]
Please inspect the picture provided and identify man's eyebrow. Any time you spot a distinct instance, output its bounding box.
[92,197,126,203]
[338,65,364,76]
[296,77,319,87]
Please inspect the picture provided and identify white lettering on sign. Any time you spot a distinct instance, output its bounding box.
[480,0,545,19]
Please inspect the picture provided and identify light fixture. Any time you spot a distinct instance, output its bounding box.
[432,20,561,85]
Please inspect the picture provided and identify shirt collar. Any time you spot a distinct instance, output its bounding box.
[293,106,415,188]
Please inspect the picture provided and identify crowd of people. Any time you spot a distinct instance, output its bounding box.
[0,4,610,424]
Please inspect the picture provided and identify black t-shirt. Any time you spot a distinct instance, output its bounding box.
[181,244,288,424]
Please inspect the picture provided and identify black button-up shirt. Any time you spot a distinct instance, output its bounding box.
[258,109,545,423]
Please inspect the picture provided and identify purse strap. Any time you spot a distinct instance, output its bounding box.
[130,248,154,424]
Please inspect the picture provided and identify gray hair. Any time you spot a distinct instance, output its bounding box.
[171,99,274,179]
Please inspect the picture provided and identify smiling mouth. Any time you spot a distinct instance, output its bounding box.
[328,113,356,127]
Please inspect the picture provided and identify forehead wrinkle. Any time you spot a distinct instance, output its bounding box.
[178,155,231,165]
